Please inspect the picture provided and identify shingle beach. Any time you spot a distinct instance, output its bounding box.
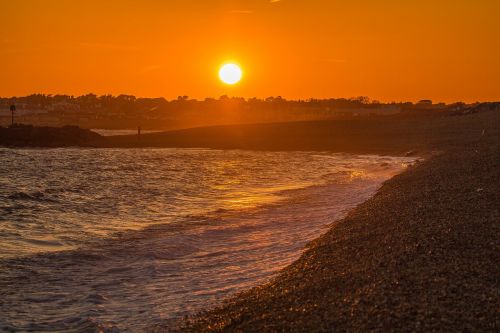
[160,110,499,332]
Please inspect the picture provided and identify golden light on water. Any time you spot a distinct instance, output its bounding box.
[219,63,242,85]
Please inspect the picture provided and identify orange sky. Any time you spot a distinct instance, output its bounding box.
[1,0,499,102]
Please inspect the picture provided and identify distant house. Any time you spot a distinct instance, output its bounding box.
[416,100,441,110]
[418,100,433,105]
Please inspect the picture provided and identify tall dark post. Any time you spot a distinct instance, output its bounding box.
[10,105,16,126]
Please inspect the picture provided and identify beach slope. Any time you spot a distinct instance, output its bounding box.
[165,114,499,332]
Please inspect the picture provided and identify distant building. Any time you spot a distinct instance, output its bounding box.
[418,100,433,105]
[416,100,442,110]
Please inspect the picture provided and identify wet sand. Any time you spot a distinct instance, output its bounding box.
[157,111,499,332]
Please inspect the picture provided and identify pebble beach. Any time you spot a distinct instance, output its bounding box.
[160,110,499,332]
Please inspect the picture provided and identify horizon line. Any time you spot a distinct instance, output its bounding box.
[2,94,499,105]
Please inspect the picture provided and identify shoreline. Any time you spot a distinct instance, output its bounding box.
[156,112,499,331]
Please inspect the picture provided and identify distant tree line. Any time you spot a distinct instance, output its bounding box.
[0,94,455,113]
[1,94,497,130]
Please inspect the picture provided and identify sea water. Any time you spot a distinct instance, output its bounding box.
[0,148,414,332]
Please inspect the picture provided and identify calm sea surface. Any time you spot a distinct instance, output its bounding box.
[0,148,414,332]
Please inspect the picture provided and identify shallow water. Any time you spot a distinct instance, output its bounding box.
[0,148,414,332]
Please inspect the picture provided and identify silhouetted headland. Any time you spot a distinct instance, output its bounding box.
[105,110,497,154]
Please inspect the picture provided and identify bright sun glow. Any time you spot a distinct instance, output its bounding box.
[219,63,242,85]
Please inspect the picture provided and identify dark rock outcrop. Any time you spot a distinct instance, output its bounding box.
[0,124,103,147]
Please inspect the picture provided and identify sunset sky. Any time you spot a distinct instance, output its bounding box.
[1,0,499,102]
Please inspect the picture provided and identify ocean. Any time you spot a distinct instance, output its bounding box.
[0,148,414,331]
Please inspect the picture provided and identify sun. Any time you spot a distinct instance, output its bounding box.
[219,63,242,85]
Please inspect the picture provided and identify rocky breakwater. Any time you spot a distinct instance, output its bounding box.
[0,124,104,147]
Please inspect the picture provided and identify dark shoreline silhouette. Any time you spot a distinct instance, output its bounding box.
[1,110,497,156]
